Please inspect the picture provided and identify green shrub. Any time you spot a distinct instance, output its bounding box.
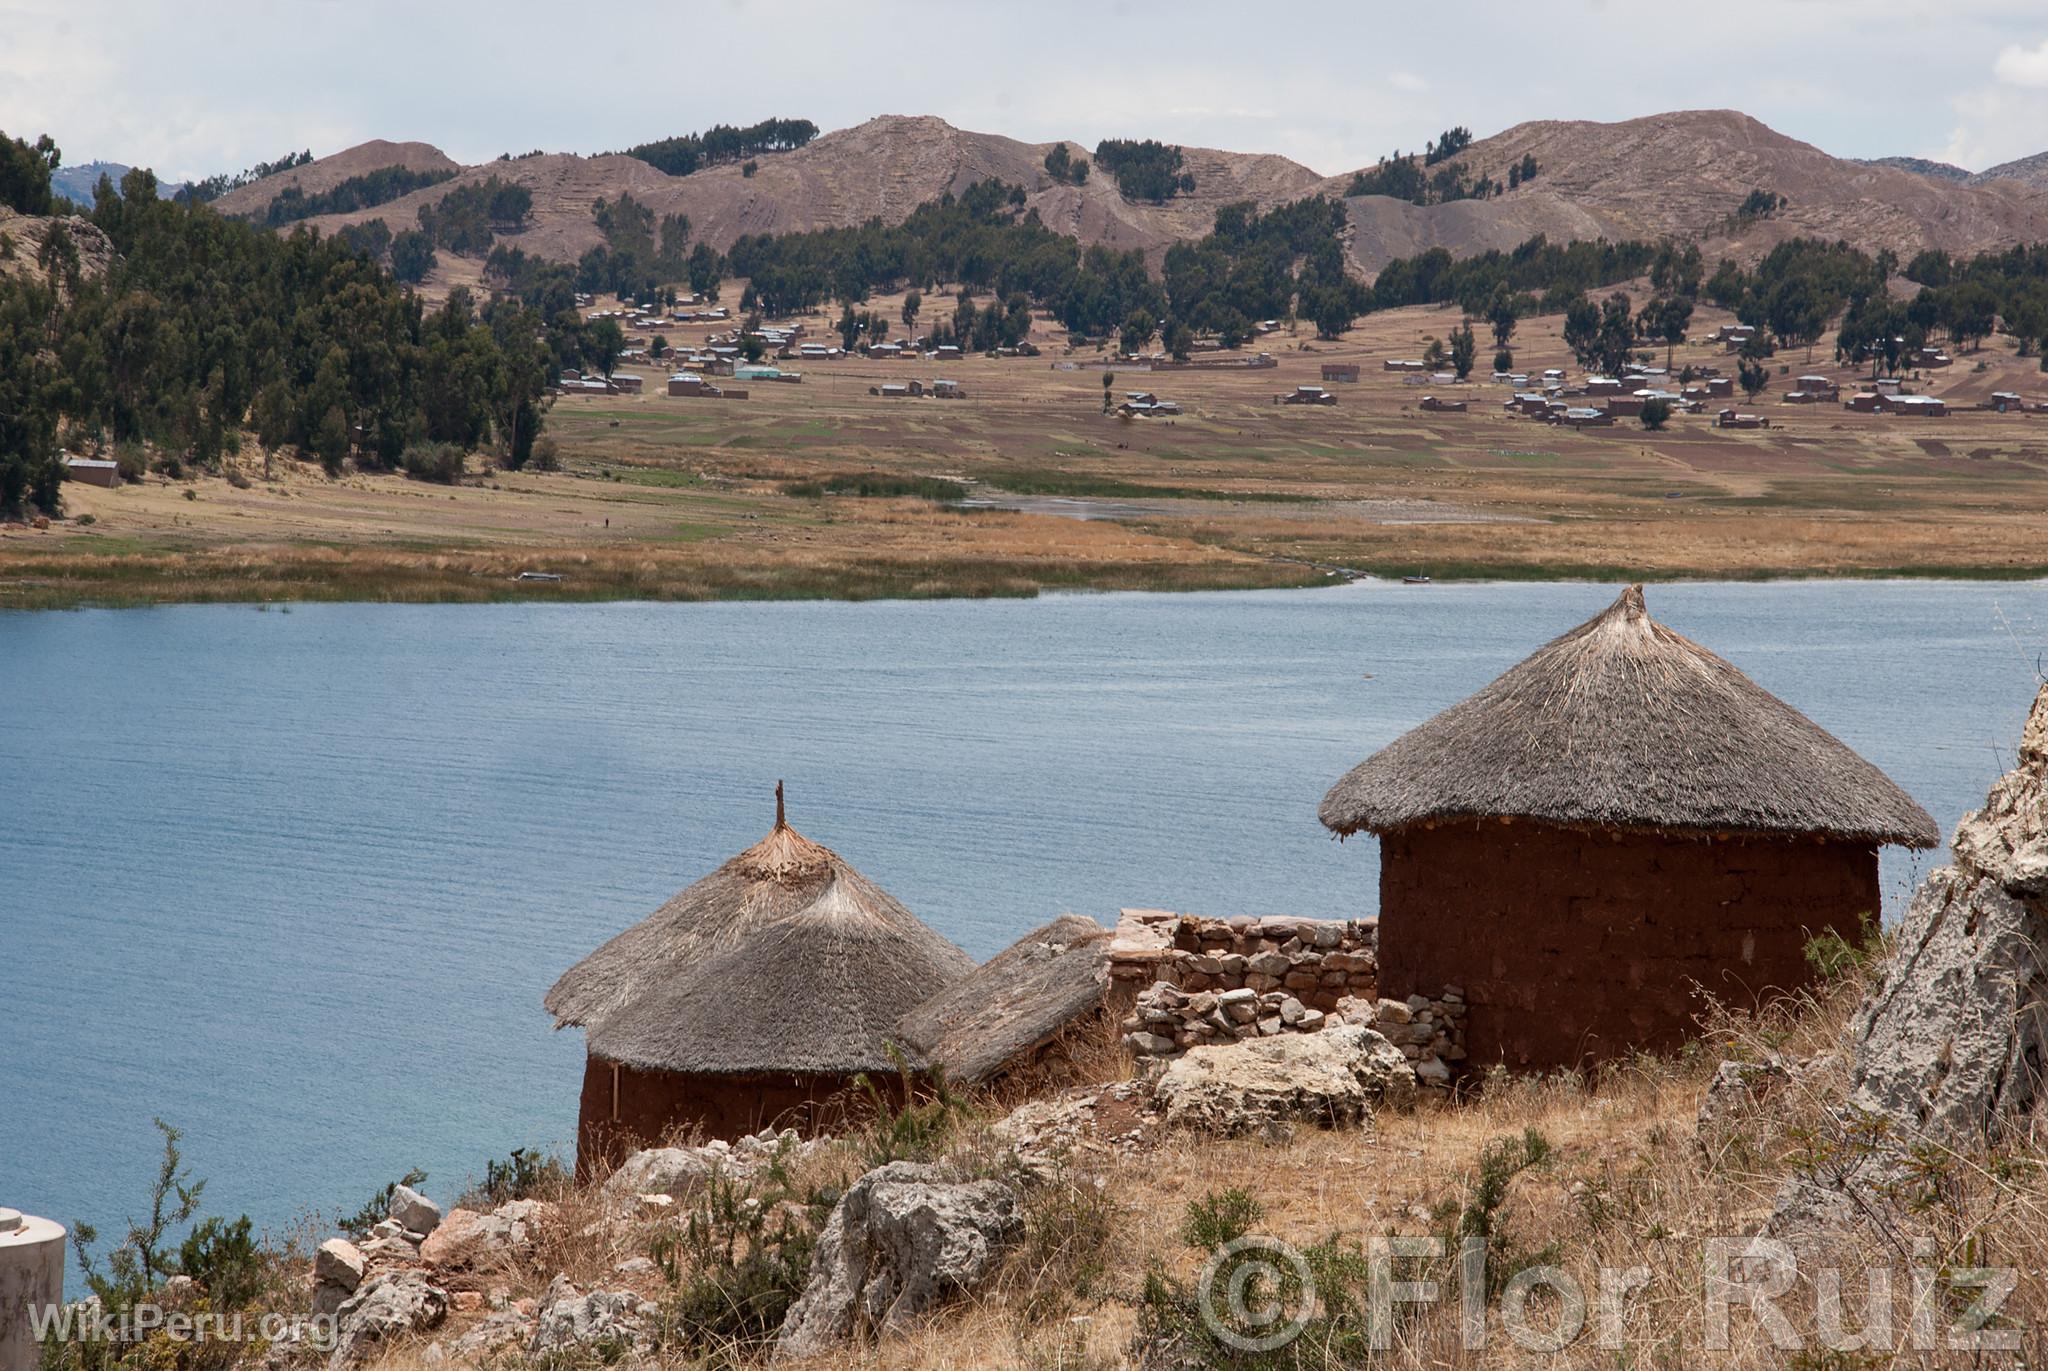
[458,1147,569,1209]
[177,1215,263,1309]
[400,442,465,484]
[339,1167,427,1240]
[853,1045,969,1168]
[780,473,965,502]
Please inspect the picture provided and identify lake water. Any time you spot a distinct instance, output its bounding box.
[4,579,2044,1242]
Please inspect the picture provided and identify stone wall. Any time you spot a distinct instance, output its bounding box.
[1107,909,1468,1086]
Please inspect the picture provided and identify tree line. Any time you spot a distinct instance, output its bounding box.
[1345,124,1539,206]
[619,118,819,177]
[173,149,312,206]
[0,140,561,519]
[260,164,457,226]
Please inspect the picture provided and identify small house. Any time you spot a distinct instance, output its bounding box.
[611,373,645,394]
[62,456,120,488]
[1280,385,1337,406]
[1605,395,1646,417]
[1891,394,1947,418]
[1419,395,1467,413]
[1707,377,1734,398]
[545,787,973,1170]
[667,373,705,396]
[1321,363,1361,383]
[1557,406,1614,428]
[1844,392,1884,413]
[1717,408,1765,429]
[1319,586,1937,1070]
[931,378,964,398]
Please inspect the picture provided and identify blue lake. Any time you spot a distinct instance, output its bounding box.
[3,579,2043,1241]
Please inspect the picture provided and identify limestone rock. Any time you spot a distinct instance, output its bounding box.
[774,1162,1022,1360]
[603,1129,810,1199]
[311,1239,366,1319]
[1151,1024,1416,1136]
[386,1185,441,1238]
[447,1309,530,1358]
[527,1275,657,1360]
[330,1272,449,1366]
[418,1200,551,1269]
[1849,685,2048,1146]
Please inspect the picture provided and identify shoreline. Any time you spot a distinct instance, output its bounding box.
[5,548,2047,612]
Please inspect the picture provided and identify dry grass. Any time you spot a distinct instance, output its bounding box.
[10,295,2048,607]
[309,963,2048,1370]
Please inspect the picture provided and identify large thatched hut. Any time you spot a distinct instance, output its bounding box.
[1319,586,1938,1070]
[545,788,973,1172]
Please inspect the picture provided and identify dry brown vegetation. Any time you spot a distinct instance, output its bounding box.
[10,293,2048,609]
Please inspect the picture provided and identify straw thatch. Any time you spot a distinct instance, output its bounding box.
[893,915,1114,1086]
[1319,585,1939,846]
[544,788,974,1076]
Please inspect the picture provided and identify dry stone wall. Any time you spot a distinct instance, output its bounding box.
[1107,909,1467,1085]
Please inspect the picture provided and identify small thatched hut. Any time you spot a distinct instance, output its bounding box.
[894,915,1115,1096]
[545,787,973,1172]
[1319,586,1938,1070]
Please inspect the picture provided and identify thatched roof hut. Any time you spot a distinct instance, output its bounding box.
[1317,586,1937,1071]
[546,786,973,1161]
[894,915,1114,1091]
[1320,585,1938,847]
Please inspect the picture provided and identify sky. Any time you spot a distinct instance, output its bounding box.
[5,0,2048,182]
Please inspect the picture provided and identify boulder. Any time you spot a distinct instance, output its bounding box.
[330,1271,449,1366]
[774,1162,1022,1360]
[418,1200,551,1270]
[602,1129,810,1199]
[386,1185,441,1238]
[1151,1024,1416,1136]
[526,1275,657,1360]
[1849,684,2048,1147]
[311,1239,366,1319]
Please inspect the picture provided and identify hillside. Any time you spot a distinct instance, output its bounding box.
[282,116,1324,263]
[211,139,458,218]
[1858,154,1972,182]
[219,111,2048,282]
[1975,148,2048,192]
[1321,109,2048,274]
[50,160,187,205]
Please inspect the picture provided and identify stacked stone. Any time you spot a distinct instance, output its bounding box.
[1106,910,1381,1015]
[1124,983,1329,1055]
[1368,990,1467,1086]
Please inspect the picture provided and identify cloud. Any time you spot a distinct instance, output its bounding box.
[1993,36,2048,87]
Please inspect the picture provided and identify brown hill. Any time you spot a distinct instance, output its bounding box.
[293,115,1323,262]
[1974,149,2048,192]
[1321,110,2048,275]
[212,139,459,218]
[271,111,2048,283]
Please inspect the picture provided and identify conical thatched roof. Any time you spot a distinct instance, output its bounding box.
[544,787,975,1076]
[1319,586,1939,847]
[894,915,1114,1087]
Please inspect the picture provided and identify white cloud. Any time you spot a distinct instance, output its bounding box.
[1993,36,2048,87]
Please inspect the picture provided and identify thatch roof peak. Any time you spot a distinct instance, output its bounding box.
[1319,585,1939,847]
[544,790,973,1076]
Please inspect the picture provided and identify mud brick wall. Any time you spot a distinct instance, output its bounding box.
[1378,822,1878,1071]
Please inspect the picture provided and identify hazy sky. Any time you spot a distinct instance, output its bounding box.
[6,0,2048,181]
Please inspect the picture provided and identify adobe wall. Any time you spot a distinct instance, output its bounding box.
[1378,822,1879,1071]
[574,1056,900,1179]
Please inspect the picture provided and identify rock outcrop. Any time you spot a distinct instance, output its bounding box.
[526,1275,657,1360]
[417,1199,551,1270]
[1150,1023,1417,1136]
[330,1271,449,1366]
[311,1238,366,1319]
[602,1129,813,1200]
[774,1162,1022,1360]
[386,1185,442,1238]
[1848,684,2048,1146]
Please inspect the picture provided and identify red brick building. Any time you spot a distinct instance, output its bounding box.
[1319,586,1937,1071]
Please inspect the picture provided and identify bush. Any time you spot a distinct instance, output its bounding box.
[529,436,561,472]
[854,1045,970,1168]
[457,1147,569,1210]
[400,441,465,484]
[1639,396,1673,430]
[652,1140,832,1355]
[340,1167,427,1240]
[177,1215,264,1309]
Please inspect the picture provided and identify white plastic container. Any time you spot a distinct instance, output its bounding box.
[0,1209,65,1371]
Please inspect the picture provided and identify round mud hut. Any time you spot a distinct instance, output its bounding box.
[1319,586,1938,1071]
[545,787,973,1173]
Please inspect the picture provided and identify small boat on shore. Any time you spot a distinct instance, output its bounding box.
[1402,574,1432,585]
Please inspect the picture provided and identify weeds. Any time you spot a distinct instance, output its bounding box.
[338,1167,427,1240]
[458,1147,571,1210]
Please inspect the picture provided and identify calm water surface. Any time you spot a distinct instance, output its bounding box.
[3,579,2043,1238]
